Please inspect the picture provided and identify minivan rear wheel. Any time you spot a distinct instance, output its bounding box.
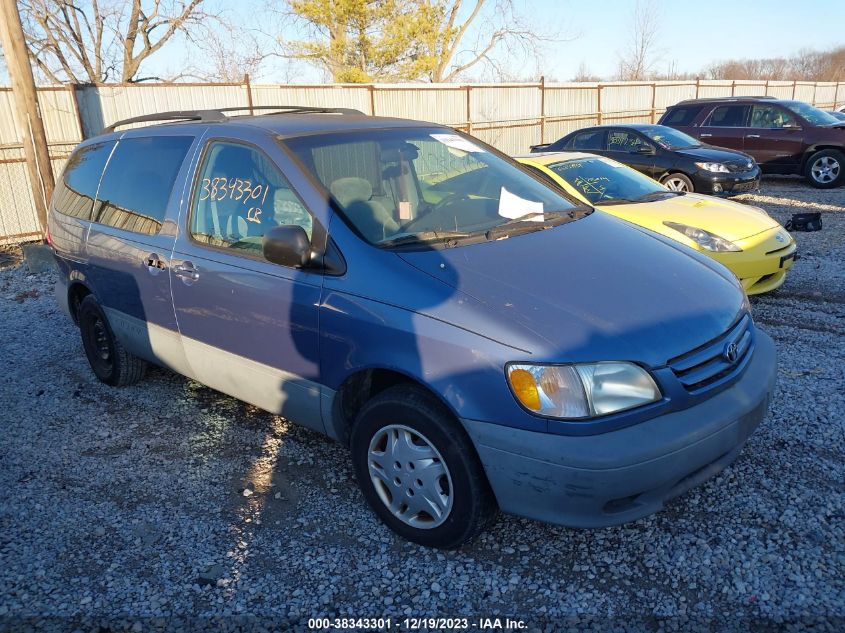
[805,149,845,188]
[660,172,694,192]
[78,295,146,387]
[350,385,497,549]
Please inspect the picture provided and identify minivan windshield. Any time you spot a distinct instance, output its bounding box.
[781,100,840,126]
[640,126,701,150]
[284,128,585,247]
[547,157,672,205]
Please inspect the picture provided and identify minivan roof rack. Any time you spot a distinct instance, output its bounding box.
[104,105,365,133]
[677,95,777,105]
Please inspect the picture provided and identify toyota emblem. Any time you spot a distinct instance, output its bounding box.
[724,341,739,363]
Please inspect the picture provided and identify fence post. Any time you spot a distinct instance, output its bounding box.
[596,84,603,125]
[811,82,817,106]
[695,77,700,99]
[650,82,657,123]
[465,85,472,133]
[731,80,736,96]
[244,74,254,115]
[764,79,769,96]
[68,83,85,140]
[539,76,545,143]
[368,85,376,116]
[792,80,797,99]
[835,82,841,109]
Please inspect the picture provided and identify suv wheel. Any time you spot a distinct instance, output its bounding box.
[805,149,845,188]
[660,172,694,192]
[78,295,146,387]
[350,385,497,549]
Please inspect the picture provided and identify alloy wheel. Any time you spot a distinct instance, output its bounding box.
[811,156,840,184]
[664,177,690,192]
[367,424,453,529]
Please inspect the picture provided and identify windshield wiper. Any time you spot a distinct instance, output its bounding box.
[485,211,574,240]
[636,190,684,201]
[378,230,472,248]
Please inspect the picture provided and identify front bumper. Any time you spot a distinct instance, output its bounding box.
[691,168,761,196]
[461,330,776,528]
[715,227,797,295]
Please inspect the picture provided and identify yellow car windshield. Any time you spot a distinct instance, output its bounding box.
[549,158,672,205]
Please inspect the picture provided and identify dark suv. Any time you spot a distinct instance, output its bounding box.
[659,97,845,188]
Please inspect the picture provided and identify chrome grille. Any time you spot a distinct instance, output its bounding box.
[668,314,754,392]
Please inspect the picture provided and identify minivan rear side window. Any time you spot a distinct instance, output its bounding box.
[705,105,749,127]
[95,136,193,235]
[52,141,115,220]
[663,106,702,126]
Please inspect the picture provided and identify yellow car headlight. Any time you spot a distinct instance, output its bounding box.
[664,221,742,252]
[506,362,661,419]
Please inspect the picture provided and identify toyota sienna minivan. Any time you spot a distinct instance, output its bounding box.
[49,107,777,548]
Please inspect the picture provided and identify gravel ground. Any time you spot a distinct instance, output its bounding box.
[0,177,843,632]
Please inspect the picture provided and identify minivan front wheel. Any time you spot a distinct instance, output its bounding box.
[805,149,845,188]
[78,295,146,387]
[350,385,497,548]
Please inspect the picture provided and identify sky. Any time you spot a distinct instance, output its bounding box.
[7,0,845,84]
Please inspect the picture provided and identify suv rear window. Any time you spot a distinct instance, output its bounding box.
[95,136,193,235]
[662,106,702,126]
[52,141,115,220]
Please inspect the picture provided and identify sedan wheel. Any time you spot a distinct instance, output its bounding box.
[661,173,693,192]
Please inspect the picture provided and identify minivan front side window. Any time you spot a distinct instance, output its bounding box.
[284,129,582,247]
[190,141,313,255]
[750,105,797,129]
[95,136,193,235]
[52,141,115,220]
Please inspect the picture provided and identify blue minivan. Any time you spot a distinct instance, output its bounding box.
[49,107,776,548]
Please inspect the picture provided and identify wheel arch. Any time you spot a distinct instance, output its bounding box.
[67,280,94,325]
[801,145,845,171]
[327,366,462,445]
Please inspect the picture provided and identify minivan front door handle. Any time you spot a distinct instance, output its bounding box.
[746,134,761,138]
[699,133,712,138]
[173,262,200,284]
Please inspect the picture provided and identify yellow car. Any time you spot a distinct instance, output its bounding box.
[518,152,797,295]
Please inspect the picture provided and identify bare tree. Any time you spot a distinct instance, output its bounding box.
[572,61,600,82]
[19,0,213,84]
[616,0,661,81]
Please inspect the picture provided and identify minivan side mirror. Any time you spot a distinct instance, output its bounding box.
[263,225,311,268]
[635,144,656,155]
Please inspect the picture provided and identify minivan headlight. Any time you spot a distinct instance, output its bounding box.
[506,362,661,419]
[695,161,730,173]
[664,221,741,252]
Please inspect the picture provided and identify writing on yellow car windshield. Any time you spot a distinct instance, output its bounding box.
[199,177,271,224]
[572,175,610,199]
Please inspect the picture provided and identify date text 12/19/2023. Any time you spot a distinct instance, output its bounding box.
[307,617,528,630]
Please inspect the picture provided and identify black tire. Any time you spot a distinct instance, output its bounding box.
[804,149,845,189]
[350,385,497,549]
[660,172,695,192]
[78,295,146,387]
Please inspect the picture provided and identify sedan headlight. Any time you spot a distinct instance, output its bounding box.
[695,161,730,173]
[506,362,661,419]
[664,221,742,252]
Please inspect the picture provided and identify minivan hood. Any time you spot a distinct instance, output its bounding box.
[677,145,751,162]
[398,212,745,367]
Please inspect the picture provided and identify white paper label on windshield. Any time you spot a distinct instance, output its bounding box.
[430,133,485,153]
[498,186,544,220]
